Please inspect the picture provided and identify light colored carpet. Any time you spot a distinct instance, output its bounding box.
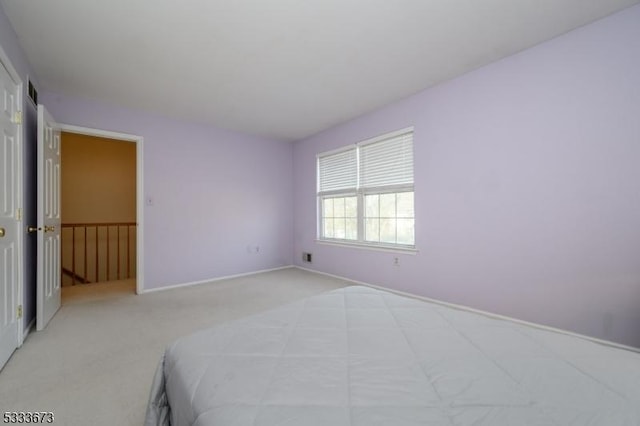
[0,267,349,425]
[60,278,137,304]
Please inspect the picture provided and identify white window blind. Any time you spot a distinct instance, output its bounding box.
[359,131,413,189]
[317,128,415,249]
[318,147,357,194]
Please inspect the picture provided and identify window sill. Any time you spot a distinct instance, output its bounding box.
[315,239,418,255]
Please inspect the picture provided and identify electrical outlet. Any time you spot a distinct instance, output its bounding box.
[393,257,399,266]
[302,252,312,263]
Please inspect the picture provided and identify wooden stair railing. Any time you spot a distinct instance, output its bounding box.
[61,222,137,285]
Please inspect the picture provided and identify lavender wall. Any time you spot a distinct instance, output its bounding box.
[41,92,294,290]
[293,5,640,347]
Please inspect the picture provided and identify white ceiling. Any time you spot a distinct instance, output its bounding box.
[2,0,638,141]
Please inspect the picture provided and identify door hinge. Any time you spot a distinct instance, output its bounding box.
[14,111,23,125]
[17,208,22,221]
[17,305,23,319]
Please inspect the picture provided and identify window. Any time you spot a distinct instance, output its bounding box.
[317,128,414,249]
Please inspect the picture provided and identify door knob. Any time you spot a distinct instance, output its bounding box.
[28,226,42,233]
[0,227,4,237]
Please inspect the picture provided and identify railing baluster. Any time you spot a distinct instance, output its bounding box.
[72,227,76,286]
[84,226,87,282]
[95,226,99,282]
[126,225,130,279]
[60,228,64,284]
[106,226,110,281]
[117,225,121,280]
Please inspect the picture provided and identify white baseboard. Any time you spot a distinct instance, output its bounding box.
[140,265,295,294]
[294,265,640,354]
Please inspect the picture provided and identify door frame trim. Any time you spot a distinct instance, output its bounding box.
[0,44,25,345]
[59,124,144,294]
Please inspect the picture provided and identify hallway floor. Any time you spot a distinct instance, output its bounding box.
[62,278,137,304]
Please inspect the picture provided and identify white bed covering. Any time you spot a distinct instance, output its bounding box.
[145,285,640,425]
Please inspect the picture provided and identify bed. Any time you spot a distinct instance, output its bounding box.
[145,285,640,425]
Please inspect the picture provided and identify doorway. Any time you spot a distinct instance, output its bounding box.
[57,125,144,297]
[60,132,137,298]
[22,119,144,335]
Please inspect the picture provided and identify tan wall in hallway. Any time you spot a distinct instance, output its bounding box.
[61,132,136,223]
[61,133,137,284]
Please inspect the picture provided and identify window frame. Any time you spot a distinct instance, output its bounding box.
[316,127,416,251]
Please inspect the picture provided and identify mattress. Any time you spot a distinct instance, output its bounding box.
[145,285,640,426]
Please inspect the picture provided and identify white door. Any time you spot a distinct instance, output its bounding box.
[0,60,20,370]
[36,105,61,330]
